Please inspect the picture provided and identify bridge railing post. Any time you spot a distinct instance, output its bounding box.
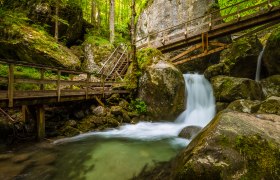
[208,13,212,30]
[57,70,61,102]
[8,64,14,108]
[86,73,90,99]
[40,68,45,90]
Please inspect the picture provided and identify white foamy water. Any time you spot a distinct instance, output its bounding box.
[54,74,216,145]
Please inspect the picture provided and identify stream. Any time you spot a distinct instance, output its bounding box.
[0,74,215,180]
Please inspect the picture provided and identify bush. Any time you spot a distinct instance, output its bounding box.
[129,98,147,114]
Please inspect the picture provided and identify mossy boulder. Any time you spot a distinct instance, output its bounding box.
[216,102,229,113]
[0,13,80,69]
[138,60,185,120]
[263,27,280,75]
[227,99,261,113]
[135,111,280,179]
[261,75,280,98]
[211,76,264,102]
[205,36,263,79]
[77,115,119,132]
[257,96,280,115]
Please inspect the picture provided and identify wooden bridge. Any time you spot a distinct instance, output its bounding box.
[136,0,280,65]
[0,45,130,139]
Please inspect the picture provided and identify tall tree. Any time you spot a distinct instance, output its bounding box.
[109,0,115,43]
[91,0,96,24]
[54,0,59,41]
[131,0,137,71]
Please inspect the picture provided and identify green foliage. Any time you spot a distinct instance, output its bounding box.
[136,48,162,70]
[129,98,147,114]
[235,135,280,179]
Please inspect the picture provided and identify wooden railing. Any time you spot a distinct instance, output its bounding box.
[136,0,280,50]
[0,59,128,107]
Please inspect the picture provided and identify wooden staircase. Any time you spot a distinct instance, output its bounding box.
[98,44,130,82]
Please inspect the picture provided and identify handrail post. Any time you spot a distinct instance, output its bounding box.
[209,13,212,30]
[8,64,14,107]
[86,73,90,99]
[57,70,61,102]
[40,69,45,90]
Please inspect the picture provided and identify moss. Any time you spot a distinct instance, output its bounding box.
[235,135,280,179]
[136,47,162,70]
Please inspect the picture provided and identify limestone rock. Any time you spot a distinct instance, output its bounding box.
[110,106,123,116]
[178,126,202,139]
[136,112,280,179]
[205,36,263,79]
[261,75,280,98]
[257,96,280,115]
[0,22,80,69]
[227,99,261,113]
[215,102,229,113]
[211,76,264,102]
[263,27,280,75]
[138,60,185,120]
[91,106,107,117]
[136,0,217,48]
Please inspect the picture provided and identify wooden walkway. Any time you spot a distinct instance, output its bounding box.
[0,59,129,108]
[136,0,280,65]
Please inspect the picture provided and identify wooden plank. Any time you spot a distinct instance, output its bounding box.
[171,44,202,62]
[86,73,90,99]
[174,46,227,65]
[14,78,57,85]
[8,64,14,107]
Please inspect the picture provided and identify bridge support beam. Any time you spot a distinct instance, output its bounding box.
[36,105,45,140]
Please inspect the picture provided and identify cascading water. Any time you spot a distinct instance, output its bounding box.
[5,74,216,180]
[255,46,265,82]
[54,74,216,145]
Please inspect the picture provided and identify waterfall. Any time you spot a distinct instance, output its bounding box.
[255,46,265,82]
[54,74,216,145]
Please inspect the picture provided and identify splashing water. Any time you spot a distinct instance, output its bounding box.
[54,74,216,145]
[255,46,265,82]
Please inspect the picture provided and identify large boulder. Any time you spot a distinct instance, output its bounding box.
[261,75,280,98]
[227,99,261,113]
[178,126,202,140]
[205,36,263,79]
[135,111,280,179]
[263,27,280,75]
[0,14,80,69]
[211,76,264,102]
[138,60,185,120]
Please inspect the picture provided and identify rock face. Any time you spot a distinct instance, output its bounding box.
[263,27,280,75]
[136,0,217,46]
[227,99,261,113]
[211,76,264,102]
[138,60,185,120]
[136,111,280,179]
[0,18,80,69]
[178,126,202,139]
[205,36,263,79]
[261,75,280,98]
[257,96,280,115]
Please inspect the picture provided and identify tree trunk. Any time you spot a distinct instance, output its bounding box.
[55,2,59,41]
[91,0,96,24]
[131,0,137,72]
[109,0,115,43]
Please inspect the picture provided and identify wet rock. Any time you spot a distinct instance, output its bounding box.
[178,126,202,139]
[0,160,31,179]
[24,165,56,180]
[119,100,129,110]
[211,76,264,102]
[34,153,56,166]
[91,106,107,116]
[138,60,185,120]
[12,153,33,163]
[73,110,85,119]
[216,102,229,113]
[110,106,123,116]
[60,126,80,137]
[65,120,77,127]
[257,96,280,115]
[122,110,131,123]
[227,99,261,113]
[263,27,280,75]
[107,94,121,105]
[204,63,226,80]
[136,112,280,179]
[261,75,280,98]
